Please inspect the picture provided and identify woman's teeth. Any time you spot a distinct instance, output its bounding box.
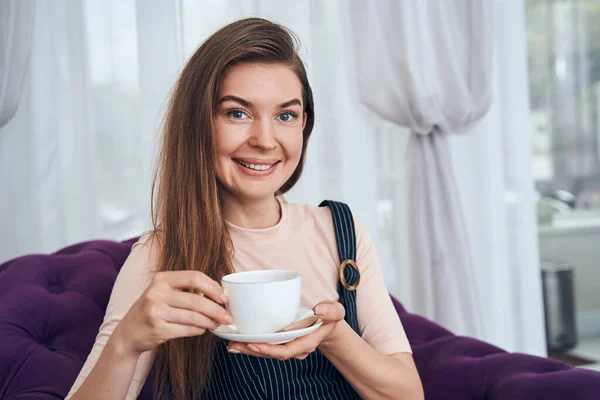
[236,160,274,171]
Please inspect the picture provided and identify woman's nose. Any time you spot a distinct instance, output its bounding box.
[248,119,277,150]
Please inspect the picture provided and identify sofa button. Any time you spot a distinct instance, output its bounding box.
[48,283,62,294]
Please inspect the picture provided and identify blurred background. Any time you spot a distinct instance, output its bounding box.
[1,0,599,371]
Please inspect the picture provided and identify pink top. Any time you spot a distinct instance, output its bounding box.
[67,199,411,399]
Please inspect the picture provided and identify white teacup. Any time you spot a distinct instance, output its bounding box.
[221,270,301,334]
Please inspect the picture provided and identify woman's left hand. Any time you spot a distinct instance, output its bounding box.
[227,301,345,360]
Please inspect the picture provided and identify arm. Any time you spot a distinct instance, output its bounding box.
[320,318,423,400]
[67,235,232,400]
[320,216,422,398]
[324,216,422,398]
[66,236,157,400]
[68,331,151,400]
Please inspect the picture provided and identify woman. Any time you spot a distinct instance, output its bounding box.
[67,18,423,400]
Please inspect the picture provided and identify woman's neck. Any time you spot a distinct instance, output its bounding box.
[220,193,281,229]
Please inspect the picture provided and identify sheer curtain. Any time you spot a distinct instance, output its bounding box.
[466,0,545,355]
[0,0,35,127]
[349,0,491,339]
[350,0,545,355]
[450,0,545,355]
[0,0,149,262]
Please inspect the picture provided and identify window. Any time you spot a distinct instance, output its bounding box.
[526,0,600,210]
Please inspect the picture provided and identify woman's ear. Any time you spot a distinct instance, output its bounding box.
[302,112,307,130]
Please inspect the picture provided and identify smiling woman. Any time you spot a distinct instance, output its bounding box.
[66,17,423,400]
[214,63,307,206]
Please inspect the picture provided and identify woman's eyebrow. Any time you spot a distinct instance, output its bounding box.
[217,96,302,109]
[218,95,253,108]
[278,98,302,109]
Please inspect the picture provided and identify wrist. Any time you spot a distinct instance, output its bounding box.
[109,325,142,359]
[319,319,349,353]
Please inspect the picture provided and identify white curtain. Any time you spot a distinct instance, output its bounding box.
[448,0,546,355]
[0,0,35,127]
[0,0,150,262]
[349,0,491,338]
[350,0,546,355]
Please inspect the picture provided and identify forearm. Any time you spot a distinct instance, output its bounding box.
[69,328,141,400]
[319,321,423,400]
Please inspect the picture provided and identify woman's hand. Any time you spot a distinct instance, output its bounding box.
[113,270,232,356]
[227,301,345,360]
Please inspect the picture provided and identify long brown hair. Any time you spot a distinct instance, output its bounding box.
[150,18,315,399]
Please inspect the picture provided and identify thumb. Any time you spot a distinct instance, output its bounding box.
[313,301,345,323]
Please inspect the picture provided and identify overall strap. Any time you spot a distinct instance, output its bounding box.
[319,200,360,334]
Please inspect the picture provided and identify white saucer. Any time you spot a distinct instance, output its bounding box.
[210,307,322,344]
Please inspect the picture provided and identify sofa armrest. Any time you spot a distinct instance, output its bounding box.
[390,296,600,400]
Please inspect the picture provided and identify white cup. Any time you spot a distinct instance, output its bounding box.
[221,270,301,334]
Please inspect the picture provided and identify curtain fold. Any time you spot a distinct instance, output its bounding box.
[349,0,492,134]
[349,0,494,336]
[405,130,482,335]
[0,0,35,128]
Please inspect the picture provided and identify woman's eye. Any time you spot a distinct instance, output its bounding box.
[278,112,296,122]
[228,110,248,119]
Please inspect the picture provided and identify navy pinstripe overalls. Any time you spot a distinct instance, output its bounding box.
[202,201,362,399]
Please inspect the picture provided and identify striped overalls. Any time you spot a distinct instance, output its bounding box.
[202,201,361,399]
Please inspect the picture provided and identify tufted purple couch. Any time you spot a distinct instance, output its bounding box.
[1,239,600,400]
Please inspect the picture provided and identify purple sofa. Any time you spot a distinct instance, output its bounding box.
[1,239,599,400]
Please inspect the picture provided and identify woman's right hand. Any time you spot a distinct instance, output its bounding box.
[114,270,232,356]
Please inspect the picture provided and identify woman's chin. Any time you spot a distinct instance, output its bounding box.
[219,179,282,201]
[236,186,282,201]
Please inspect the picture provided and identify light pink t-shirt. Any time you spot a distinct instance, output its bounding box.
[66,199,411,399]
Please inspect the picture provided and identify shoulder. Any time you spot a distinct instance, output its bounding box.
[129,231,161,273]
[132,231,154,249]
[285,201,332,224]
[286,200,377,270]
[285,200,370,243]
[108,233,161,306]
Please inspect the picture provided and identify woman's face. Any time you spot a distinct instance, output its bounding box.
[214,62,306,202]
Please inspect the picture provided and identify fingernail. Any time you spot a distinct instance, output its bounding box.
[228,348,241,354]
[247,344,260,353]
[224,314,233,324]
[315,305,327,316]
[221,292,229,304]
